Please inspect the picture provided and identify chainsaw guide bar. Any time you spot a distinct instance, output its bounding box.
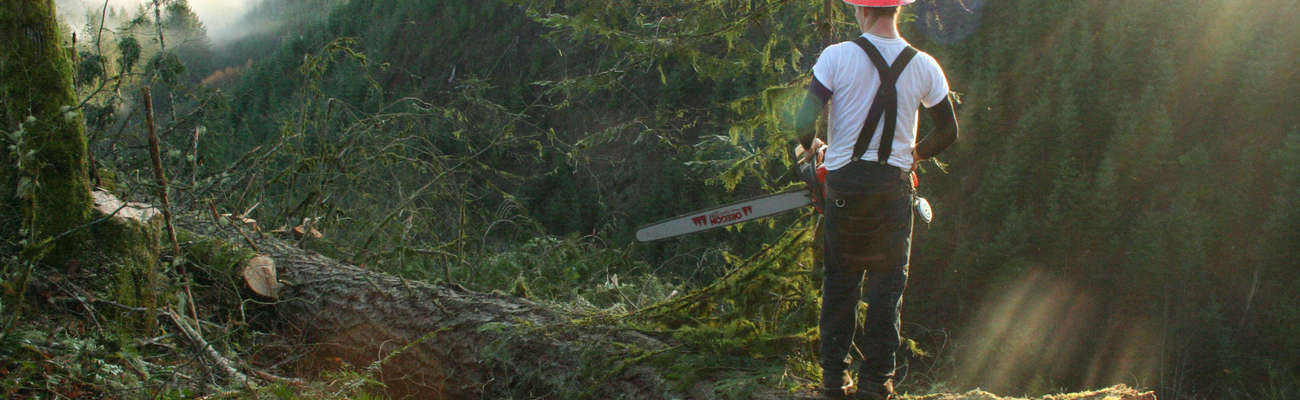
[636,145,933,242]
[634,189,813,242]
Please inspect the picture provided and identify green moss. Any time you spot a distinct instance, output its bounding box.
[510,275,530,299]
[90,213,163,332]
[1,1,93,265]
[176,229,257,275]
[93,168,120,193]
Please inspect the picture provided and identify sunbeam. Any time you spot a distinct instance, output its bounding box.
[954,269,1158,396]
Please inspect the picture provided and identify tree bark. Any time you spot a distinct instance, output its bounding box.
[186,226,676,399]
[0,0,94,261]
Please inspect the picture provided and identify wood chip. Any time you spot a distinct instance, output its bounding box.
[292,224,323,239]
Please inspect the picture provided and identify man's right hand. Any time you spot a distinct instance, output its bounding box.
[801,138,826,164]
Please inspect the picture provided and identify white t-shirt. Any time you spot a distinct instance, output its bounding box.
[812,33,949,171]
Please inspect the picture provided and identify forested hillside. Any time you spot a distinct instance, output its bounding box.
[914,2,1300,397]
[3,0,1296,399]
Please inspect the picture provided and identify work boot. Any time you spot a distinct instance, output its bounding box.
[852,379,894,400]
[821,369,855,399]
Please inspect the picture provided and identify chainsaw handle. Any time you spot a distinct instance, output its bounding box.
[793,141,826,165]
[794,144,917,188]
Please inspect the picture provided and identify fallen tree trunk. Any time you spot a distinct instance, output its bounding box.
[179,221,1160,400]
[183,223,676,399]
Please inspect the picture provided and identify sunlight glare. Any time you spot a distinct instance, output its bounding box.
[954,269,1157,395]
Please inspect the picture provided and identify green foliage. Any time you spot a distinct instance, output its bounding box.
[30,0,1297,397]
[117,36,141,72]
[147,51,186,85]
[0,326,184,398]
[75,51,108,86]
[618,224,822,394]
[912,1,1300,397]
[481,235,659,304]
[190,1,841,389]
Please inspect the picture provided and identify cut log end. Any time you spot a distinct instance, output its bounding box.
[91,189,161,223]
[241,255,278,298]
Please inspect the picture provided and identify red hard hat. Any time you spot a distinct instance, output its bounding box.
[842,0,915,6]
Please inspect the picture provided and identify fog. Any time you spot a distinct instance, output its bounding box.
[56,0,258,42]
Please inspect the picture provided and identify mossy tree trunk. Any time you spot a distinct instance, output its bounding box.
[0,0,93,262]
[2,1,160,329]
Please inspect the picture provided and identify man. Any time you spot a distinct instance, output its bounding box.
[793,1,959,398]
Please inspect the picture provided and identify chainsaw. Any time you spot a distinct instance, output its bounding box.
[634,146,933,242]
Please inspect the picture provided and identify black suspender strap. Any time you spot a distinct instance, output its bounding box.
[850,37,917,165]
